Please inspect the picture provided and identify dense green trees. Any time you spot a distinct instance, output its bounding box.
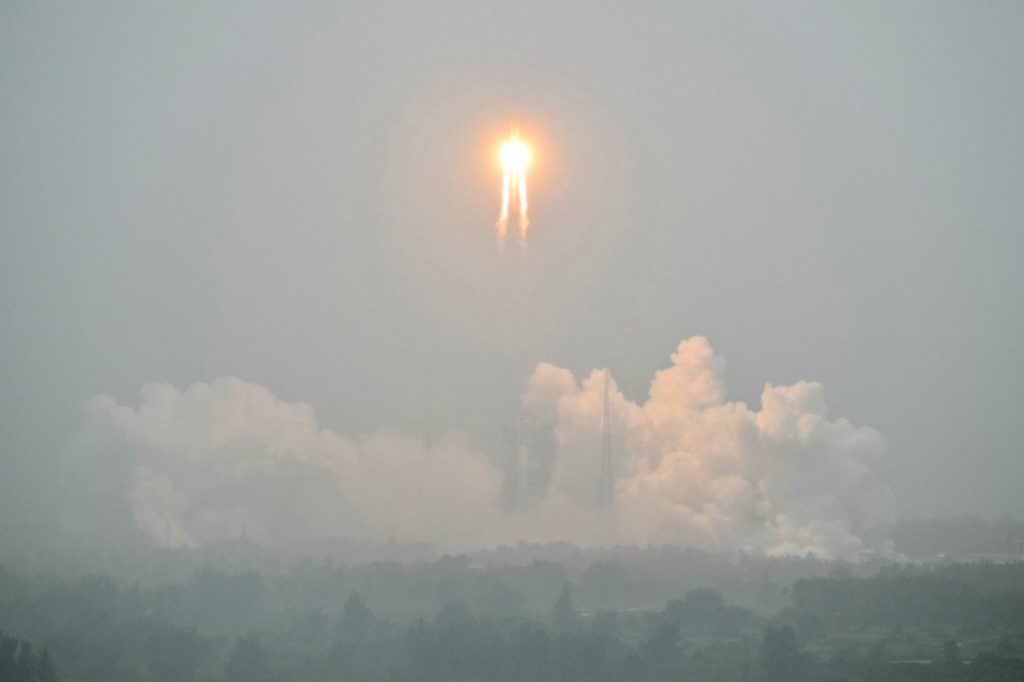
[224,633,270,682]
[0,631,57,682]
[2,556,1024,681]
[758,625,806,682]
[792,570,1024,631]
[551,582,578,632]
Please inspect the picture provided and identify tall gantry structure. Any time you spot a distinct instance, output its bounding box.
[597,369,614,506]
[501,414,556,512]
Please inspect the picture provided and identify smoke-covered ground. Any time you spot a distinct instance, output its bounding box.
[63,337,892,561]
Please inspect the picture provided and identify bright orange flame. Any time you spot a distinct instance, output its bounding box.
[496,132,531,249]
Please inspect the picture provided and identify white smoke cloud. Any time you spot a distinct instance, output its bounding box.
[66,379,505,552]
[65,338,894,559]
[522,337,894,558]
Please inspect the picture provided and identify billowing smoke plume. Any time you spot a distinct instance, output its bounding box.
[522,338,894,558]
[63,380,505,552]
[63,338,893,559]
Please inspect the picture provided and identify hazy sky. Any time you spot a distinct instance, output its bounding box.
[2,1,1023,539]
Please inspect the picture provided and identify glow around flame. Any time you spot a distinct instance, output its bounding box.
[496,132,531,249]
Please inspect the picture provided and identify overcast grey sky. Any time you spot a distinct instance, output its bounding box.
[2,1,1023,541]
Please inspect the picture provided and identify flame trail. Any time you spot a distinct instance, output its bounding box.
[496,131,531,249]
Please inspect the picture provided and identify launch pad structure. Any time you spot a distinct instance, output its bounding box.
[500,414,556,512]
[500,369,615,512]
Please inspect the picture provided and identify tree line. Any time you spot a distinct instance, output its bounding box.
[2,558,1024,681]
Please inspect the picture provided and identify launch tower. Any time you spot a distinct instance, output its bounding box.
[597,370,614,506]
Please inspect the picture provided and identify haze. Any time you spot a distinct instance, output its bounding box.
[2,2,1023,559]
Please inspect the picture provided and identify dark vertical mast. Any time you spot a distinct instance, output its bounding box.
[597,370,614,506]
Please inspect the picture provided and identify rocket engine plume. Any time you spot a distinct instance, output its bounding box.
[496,130,531,249]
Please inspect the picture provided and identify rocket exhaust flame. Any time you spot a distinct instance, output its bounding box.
[496,132,531,249]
